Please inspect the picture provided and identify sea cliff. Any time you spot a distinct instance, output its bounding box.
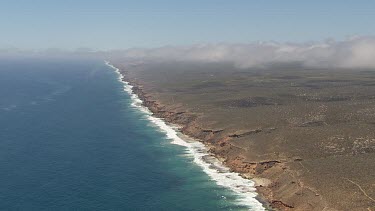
[120,71,326,211]
[111,60,375,211]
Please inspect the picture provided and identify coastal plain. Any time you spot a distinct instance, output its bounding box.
[112,60,375,211]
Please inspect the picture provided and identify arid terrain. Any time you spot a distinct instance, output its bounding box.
[112,60,375,211]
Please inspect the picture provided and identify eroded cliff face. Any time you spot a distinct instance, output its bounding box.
[113,58,375,211]
[128,77,329,211]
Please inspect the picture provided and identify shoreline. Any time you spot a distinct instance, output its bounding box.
[105,61,270,210]
[104,59,375,211]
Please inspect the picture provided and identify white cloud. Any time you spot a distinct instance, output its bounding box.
[114,36,375,69]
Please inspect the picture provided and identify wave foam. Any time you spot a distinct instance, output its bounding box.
[106,61,265,210]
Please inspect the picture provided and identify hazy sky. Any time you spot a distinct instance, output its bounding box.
[2,0,375,50]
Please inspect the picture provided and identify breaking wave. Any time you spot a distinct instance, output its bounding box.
[106,61,265,211]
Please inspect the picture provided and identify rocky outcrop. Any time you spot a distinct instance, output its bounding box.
[202,129,224,134]
[228,129,262,138]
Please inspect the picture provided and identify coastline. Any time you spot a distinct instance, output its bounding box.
[105,61,269,210]
[103,60,375,211]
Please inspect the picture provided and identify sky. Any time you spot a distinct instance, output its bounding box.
[1,0,375,50]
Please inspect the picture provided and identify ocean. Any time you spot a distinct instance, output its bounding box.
[0,58,264,210]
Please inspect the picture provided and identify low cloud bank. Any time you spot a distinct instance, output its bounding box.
[117,36,375,69]
[2,37,375,69]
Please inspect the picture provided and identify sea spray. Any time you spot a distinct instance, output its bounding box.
[106,61,266,211]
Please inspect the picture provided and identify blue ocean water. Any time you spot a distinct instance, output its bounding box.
[0,58,263,210]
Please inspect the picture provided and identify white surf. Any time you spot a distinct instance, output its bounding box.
[106,61,266,211]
